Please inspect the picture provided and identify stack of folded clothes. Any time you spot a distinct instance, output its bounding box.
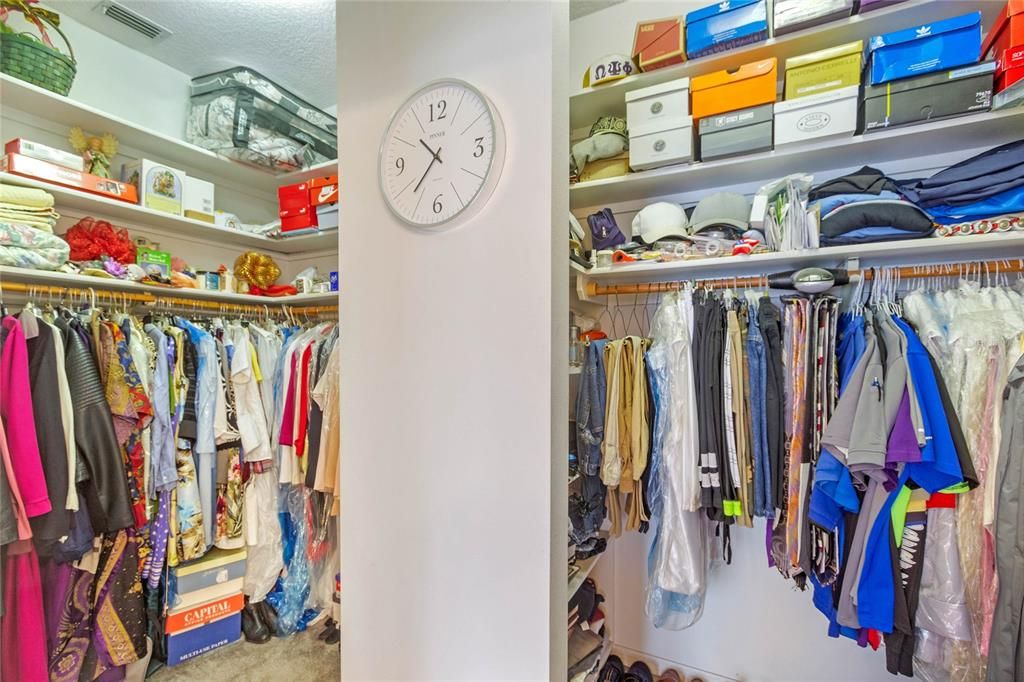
[900,139,1024,225]
[808,167,935,246]
[0,183,70,270]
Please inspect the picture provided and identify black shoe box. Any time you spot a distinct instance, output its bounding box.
[861,61,995,133]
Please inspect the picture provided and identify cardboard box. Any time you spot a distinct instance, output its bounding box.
[862,61,994,132]
[309,181,339,206]
[579,153,630,182]
[316,202,339,230]
[166,592,244,634]
[858,0,908,11]
[183,176,215,222]
[774,85,857,147]
[631,17,685,72]
[774,0,853,36]
[982,0,1024,60]
[867,11,982,85]
[280,204,318,231]
[137,248,172,279]
[993,73,1024,108]
[698,104,773,161]
[278,181,311,210]
[124,159,186,215]
[169,547,246,599]
[784,41,863,100]
[629,118,693,171]
[4,138,83,171]
[626,78,690,136]
[686,0,767,60]
[996,44,1024,91]
[166,612,241,666]
[691,58,777,120]
[1,153,138,203]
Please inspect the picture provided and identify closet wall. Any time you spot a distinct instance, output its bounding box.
[569,3,1006,680]
[338,2,568,679]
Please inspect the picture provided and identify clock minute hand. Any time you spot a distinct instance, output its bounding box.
[413,154,438,193]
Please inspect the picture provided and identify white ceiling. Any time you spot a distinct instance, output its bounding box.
[51,0,337,108]
[570,0,625,20]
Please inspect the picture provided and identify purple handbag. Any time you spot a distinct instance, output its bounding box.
[587,208,625,250]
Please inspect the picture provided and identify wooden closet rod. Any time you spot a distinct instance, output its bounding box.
[0,281,338,317]
[582,257,1024,297]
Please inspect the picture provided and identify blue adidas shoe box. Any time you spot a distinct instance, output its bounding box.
[685,0,768,60]
[867,11,983,85]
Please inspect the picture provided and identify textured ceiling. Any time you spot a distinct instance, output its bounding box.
[51,0,336,108]
[570,0,625,20]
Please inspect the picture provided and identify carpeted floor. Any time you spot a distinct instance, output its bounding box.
[150,626,339,682]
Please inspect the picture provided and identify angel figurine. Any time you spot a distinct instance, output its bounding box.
[69,127,118,179]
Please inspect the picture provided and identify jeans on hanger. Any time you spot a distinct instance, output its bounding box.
[746,306,771,518]
[575,340,607,477]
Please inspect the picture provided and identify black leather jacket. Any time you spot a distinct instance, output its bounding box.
[55,316,134,533]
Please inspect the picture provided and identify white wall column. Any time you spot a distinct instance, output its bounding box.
[338,2,569,679]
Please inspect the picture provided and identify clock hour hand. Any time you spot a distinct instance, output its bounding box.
[419,139,443,164]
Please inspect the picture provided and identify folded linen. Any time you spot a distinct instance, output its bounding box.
[0,184,55,209]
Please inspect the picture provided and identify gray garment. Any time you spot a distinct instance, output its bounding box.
[878,315,909,429]
[987,355,1024,682]
[836,478,888,629]
[847,321,887,471]
[822,319,874,465]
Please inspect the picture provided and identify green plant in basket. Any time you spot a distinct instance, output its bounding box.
[0,0,76,96]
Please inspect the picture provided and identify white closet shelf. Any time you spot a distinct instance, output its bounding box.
[569,0,1001,129]
[0,74,336,196]
[570,109,1024,210]
[0,172,337,255]
[0,266,338,306]
[579,233,1024,286]
[569,552,603,601]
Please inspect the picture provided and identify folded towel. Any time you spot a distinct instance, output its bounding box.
[0,184,55,209]
[0,210,58,233]
[0,220,69,270]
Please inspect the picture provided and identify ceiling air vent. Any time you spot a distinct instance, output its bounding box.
[94,1,172,41]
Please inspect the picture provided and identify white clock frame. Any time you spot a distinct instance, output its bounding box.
[378,78,506,230]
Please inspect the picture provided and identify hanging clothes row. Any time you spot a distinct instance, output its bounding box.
[0,292,340,682]
[572,264,1024,681]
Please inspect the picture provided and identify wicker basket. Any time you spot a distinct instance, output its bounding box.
[0,13,76,96]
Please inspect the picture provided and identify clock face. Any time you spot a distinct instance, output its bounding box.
[379,79,505,228]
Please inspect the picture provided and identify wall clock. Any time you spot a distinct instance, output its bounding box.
[379,79,506,229]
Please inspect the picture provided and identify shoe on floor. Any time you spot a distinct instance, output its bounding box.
[598,655,625,682]
[255,600,279,637]
[325,626,340,645]
[657,670,684,682]
[241,601,271,644]
[625,661,654,682]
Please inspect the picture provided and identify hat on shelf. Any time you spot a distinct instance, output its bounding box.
[583,54,636,88]
[689,192,751,239]
[632,202,689,244]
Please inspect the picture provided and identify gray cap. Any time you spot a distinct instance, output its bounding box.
[689,192,750,237]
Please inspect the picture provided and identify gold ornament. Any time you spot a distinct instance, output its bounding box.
[234,251,281,289]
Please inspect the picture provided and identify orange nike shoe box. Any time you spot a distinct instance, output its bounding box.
[631,16,685,73]
[308,175,339,206]
[1,152,138,204]
[982,0,1024,61]
[690,58,778,120]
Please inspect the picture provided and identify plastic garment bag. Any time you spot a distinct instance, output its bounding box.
[913,507,973,682]
[644,292,709,629]
[242,470,283,603]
